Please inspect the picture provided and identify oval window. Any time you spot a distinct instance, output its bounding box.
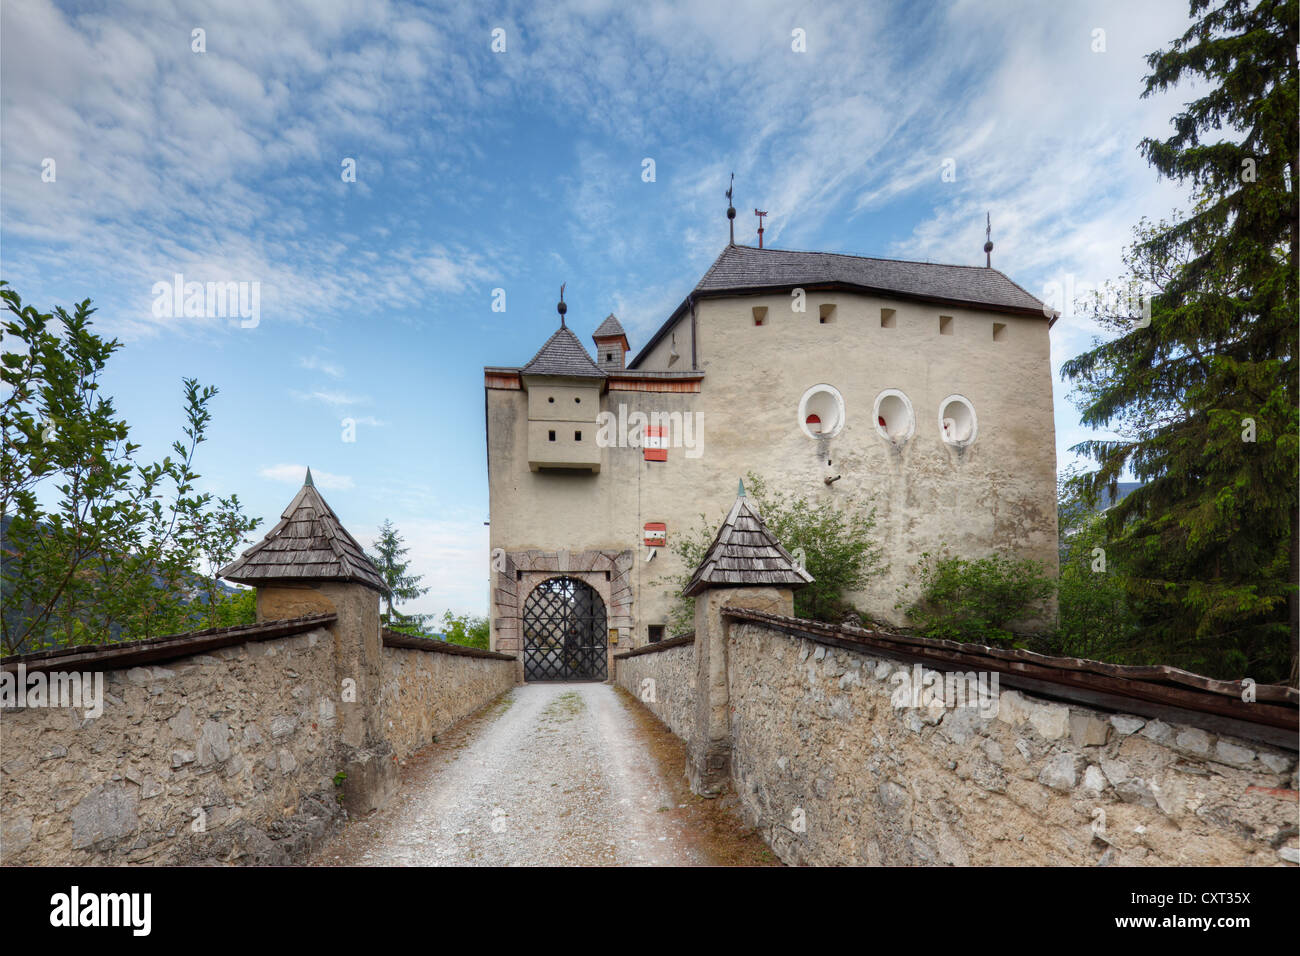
[939,394,978,446]
[873,389,915,442]
[798,385,845,439]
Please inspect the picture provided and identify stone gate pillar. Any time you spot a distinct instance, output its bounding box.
[682,481,813,796]
[219,468,396,813]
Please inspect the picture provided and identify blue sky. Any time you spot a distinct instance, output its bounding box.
[2,0,1198,618]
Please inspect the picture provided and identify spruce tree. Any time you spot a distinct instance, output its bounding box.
[367,519,430,624]
[1062,0,1297,682]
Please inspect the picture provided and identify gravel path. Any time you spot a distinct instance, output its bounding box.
[314,682,718,866]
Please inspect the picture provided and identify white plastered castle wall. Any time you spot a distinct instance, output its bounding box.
[486,286,1058,659]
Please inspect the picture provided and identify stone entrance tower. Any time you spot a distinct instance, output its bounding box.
[682,480,813,795]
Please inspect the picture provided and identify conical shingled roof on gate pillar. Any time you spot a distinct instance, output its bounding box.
[219,469,388,594]
[683,480,814,597]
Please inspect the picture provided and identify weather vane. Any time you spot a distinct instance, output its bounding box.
[726,173,736,245]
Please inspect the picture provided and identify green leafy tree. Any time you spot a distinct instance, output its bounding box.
[1060,0,1297,683]
[897,551,1056,647]
[437,611,490,650]
[1,282,261,653]
[661,471,885,632]
[385,611,489,650]
[367,518,429,624]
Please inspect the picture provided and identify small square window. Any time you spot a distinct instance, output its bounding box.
[881,308,896,328]
[819,304,836,324]
[939,315,954,335]
[574,430,582,441]
[648,625,665,643]
[752,306,768,326]
[993,322,1007,342]
[548,430,556,441]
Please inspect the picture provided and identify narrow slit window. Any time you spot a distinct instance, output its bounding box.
[548,430,556,442]
[939,315,954,335]
[574,430,582,441]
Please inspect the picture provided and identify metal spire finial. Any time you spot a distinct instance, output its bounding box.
[984,212,994,268]
[304,467,314,488]
[557,282,567,328]
[737,478,746,498]
[726,173,736,245]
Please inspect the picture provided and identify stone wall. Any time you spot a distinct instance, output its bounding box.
[725,619,1299,866]
[1,620,518,865]
[379,641,517,759]
[1,625,341,865]
[613,636,696,741]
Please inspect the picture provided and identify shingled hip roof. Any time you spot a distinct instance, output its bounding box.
[695,244,1049,314]
[683,486,814,596]
[219,477,388,594]
[521,325,606,379]
[628,243,1053,369]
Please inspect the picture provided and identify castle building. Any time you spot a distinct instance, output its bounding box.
[484,234,1058,682]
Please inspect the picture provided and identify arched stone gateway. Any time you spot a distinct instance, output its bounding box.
[521,576,608,681]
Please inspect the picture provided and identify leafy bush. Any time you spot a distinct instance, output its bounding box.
[1048,474,1140,663]
[387,610,489,650]
[897,551,1055,647]
[662,471,885,632]
[208,588,257,629]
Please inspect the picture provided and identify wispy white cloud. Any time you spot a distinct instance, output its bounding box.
[291,388,370,407]
[298,354,345,378]
[259,463,354,490]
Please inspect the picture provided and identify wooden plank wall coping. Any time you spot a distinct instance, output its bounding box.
[723,608,1299,749]
[612,633,695,660]
[381,629,517,661]
[1,614,339,675]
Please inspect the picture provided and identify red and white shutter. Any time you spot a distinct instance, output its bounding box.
[644,425,667,461]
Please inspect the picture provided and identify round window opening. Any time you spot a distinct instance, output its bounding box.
[873,389,915,442]
[798,385,845,439]
[939,395,978,446]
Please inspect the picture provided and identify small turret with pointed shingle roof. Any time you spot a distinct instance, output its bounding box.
[220,469,388,593]
[683,479,814,596]
[592,313,630,371]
